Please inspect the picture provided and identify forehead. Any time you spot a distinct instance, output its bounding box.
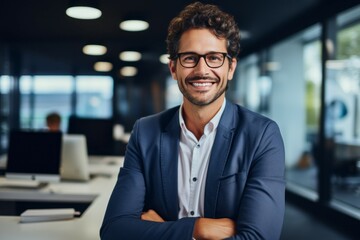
[178,28,227,53]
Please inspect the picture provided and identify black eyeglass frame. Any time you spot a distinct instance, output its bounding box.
[174,52,232,68]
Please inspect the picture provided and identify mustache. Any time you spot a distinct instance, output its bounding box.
[186,75,219,82]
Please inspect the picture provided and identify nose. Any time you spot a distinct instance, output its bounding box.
[193,56,209,74]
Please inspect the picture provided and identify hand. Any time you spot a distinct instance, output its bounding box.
[141,209,165,222]
[193,218,236,240]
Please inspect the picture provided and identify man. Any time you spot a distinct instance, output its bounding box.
[46,112,61,132]
[100,2,285,239]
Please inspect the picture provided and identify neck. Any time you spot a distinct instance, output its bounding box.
[182,97,224,140]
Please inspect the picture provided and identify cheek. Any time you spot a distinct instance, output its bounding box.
[211,70,224,81]
[176,69,193,81]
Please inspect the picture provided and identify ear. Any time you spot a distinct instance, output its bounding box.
[227,58,237,81]
[168,60,178,80]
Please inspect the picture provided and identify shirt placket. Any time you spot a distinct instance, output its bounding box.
[189,132,208,217]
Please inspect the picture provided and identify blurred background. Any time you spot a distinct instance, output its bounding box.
[0,0,359,238]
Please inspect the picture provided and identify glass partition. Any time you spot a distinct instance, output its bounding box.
[234,25,322,199]
[328,4,360,212]
[269,25,322,199]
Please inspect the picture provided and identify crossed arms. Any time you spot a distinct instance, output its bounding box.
[142,209,236,239]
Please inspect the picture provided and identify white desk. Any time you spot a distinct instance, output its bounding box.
[0,156,123,240]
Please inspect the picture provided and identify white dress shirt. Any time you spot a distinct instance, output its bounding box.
[178,99,226,218]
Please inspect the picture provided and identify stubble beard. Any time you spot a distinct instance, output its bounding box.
[178,79,229,107]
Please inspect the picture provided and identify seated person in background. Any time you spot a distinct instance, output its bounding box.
[100,2,285,240]
[46,112,61,132]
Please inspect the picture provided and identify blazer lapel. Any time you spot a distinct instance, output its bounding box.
[160,108,180,220]
[204,102,236,218]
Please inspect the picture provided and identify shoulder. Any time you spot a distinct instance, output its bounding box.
[135,106,180,131]
[225,102,277,129]
[226,103,284,155]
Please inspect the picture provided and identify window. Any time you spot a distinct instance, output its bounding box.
[75,76,113,118]
[19,75,113,132]
[0,75,11,153]
[20,76,73,131]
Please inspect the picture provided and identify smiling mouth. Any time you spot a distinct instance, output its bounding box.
[191,82,213,87]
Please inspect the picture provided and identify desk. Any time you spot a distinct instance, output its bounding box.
[0,156,123,240]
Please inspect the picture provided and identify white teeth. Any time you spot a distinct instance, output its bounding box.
[192,82,212,87]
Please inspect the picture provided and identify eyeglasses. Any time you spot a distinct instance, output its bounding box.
[175,52,231,68]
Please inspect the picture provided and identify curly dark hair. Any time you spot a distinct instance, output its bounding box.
[166,2,241,60]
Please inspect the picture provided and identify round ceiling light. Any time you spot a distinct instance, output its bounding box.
[83,45,107,56]
[159,54,170,64]
[66,6,102,20]
[94,62,113,72]
[120,66,138,77]
[119,51,142,62]
[119,20,149,31]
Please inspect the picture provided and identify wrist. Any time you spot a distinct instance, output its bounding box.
[193,218,203,240]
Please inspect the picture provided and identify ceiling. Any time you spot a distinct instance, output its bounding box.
[0,0,358,82]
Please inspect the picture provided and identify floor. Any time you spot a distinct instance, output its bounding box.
[280,202,355,240]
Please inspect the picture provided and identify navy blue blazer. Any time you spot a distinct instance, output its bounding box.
[100,102,285,240]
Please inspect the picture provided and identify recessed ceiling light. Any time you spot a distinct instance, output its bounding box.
[119,51,142,62]
[159,54,170,64]
[119,20,149,31]
[83,45,107,55]
[66,6,102,20]
[94,62,113,72]
[120,66,138,77]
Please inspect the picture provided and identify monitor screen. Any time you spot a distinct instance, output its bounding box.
[67,116,114,155]
[6,130,62,182]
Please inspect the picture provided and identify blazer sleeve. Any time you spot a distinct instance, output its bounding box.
[100,120,197,240]
[230,121,286,240]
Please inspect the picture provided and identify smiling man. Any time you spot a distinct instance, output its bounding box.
[100,2,285,240]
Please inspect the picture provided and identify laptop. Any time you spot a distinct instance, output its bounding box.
[5,130,62,183]
[60,134,90,181]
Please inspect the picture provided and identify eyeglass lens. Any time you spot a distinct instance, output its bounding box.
[178,52,226,68]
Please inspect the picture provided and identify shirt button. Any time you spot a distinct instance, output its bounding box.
[196,144,200,148]
[190,211,194,215]
[192,177,197,182]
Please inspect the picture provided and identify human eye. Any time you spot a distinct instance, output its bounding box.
[181,53,197,63]
[206,53,223,63]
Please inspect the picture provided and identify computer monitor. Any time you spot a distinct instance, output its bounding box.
[60,134,89,181]
[6,130,62,182]
[67,116,115,155]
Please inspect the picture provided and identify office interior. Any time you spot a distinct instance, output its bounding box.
[0,0,360,239]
